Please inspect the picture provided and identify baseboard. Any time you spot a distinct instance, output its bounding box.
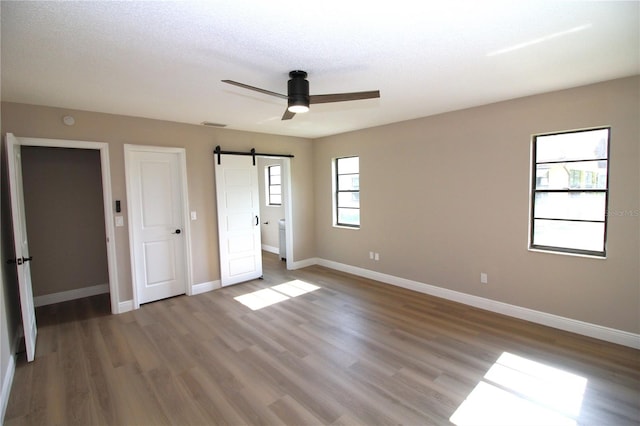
[33,283,109,307]
[192,280,221,295]
[261,244,279,255]
[1,324,22,424]
[0,352,15,424]
[118,300,133,313]
[316,258,640,349]
[289,257,319,270]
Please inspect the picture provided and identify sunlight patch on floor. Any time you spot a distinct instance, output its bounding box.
[450,352,587,426]
[234,280,321,310]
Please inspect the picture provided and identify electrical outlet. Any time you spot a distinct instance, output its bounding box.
[369,251,374,260]
[374,252,380,261]
[480,273,488,284]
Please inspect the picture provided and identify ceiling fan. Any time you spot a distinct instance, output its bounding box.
[222,70,380,120]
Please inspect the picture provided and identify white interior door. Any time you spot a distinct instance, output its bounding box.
[215,155,263,286]
[6,134,37,362]
[126,148,188,305]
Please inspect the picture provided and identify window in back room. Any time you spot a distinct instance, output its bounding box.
[267,164,281,206]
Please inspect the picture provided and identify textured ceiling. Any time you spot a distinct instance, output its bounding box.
[2,1,639,138]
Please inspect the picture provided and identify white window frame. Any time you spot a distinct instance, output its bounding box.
[529,127,610,257]
[334,156,360,228]
[266,164,281,206]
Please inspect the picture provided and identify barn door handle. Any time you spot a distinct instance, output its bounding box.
[172,229,181,234]
[255,216,259,226]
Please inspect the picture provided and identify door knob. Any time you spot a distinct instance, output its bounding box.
[6,258,24,265]
[22,256,33,263]
[172,229,181,234]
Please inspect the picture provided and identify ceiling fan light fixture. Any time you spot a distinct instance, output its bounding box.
[288,103,309,114]
[287,72,310,114]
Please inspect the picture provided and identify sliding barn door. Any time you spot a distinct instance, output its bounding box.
[215,155,262,286]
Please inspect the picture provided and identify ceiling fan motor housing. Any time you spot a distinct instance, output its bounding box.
[288,70,310,109]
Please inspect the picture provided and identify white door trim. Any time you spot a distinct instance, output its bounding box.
[124,144,193,309]
[5,135,120,314]
[281,157,294,269]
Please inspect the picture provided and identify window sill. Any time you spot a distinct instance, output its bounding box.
[528,248,606,260]
[333,224,360,230]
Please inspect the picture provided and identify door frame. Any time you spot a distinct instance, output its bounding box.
[279,157,294,269]
[6,135,120,314]
[124,144,193,309]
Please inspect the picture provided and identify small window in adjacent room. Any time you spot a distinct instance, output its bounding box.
[267,165,281,206]
[530,127,610,257]
[335,156,360,227]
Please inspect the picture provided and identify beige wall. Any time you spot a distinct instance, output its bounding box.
[0,76,636,345]
[21,146,109,297]
[257,157,285,250]
[1,103,315,303]
[314,76,640,334]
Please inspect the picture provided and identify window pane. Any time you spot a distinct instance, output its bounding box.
[337,157,359,174]
[535,161,607,190]
[269,165,281,176]
[338,192,360,208]
[269,186,281,195]
[533,219,604,252]
[338,174,359,191]
[536,129,608,163]
[338,208,360,226]
[534,192,606,221]
[269,194,281,205]
[270,175,281,185]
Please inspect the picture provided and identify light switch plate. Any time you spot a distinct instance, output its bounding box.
[190,211,197,220]
[115,216,124,227]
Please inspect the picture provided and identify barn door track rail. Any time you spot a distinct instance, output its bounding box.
[214,145,294,165]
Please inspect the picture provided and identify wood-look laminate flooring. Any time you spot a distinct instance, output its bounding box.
[5,252,640,425]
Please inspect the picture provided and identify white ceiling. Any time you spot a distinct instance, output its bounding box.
[2,1,638,139]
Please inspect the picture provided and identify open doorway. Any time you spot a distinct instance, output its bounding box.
[21,146,110,309]
[5,135,119,361]
[256,155,294,277]
[257,157,285,259]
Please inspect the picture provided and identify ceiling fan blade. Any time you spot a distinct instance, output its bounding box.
[309,90,380,104]
[221,80,288,100]
[282,109,295,120]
